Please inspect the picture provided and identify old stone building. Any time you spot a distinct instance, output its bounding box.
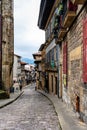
[20,61,27,87]
[13,54,21,82]
[38,0,58,95]
[38,0,87,123]
[0,0,14,93]
[33,52,42,89]
[38,44,46,91]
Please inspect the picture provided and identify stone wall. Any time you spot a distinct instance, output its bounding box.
[66,5,87,122]
[2,0,14,91]
[0,1,2,88]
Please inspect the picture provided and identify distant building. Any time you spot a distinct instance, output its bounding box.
[38,0,58,95]
[38,44,46,91]
[20,61,27,87]
[25,64,35,84]
[13,54,21,82]
[33,52,42,89]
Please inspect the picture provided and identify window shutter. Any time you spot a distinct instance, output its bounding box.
[83,18,87,82]
[63,42,67,74]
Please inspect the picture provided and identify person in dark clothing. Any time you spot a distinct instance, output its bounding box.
[19,79,23,91]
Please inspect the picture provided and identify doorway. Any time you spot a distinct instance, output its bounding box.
[60,65,62,98]
[55,77,57,95]
[76,96,80,112]
[51,75,53,92]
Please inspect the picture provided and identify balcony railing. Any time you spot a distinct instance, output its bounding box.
[45,0,78,42]
[62,0,78,27]
[52,14,60,38]
[52,2,67,40]
[45,26,50,41]
[45,61,57,71]
[45,23,54,43]
[58,15,67,40]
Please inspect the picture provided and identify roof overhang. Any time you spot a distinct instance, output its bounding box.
[32,52,41,59]
[20,62,27,65]
[34,59,41,64]
[39,43,45,51]
[38,0,55,30]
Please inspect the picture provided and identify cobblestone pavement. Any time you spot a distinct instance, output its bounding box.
[0,85,61,130]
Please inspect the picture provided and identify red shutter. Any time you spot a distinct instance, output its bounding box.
[67,0,77,11]
[63,42,67,74]
[0,15,2,86]
[83,18,87,82]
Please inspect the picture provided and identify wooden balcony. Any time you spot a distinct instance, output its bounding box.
[71,0,86,4]
[55,0,61,7]
[55,38,62,44]
[45,62,57,71]
[45,66,57,72]
[58,28,67,40]
[63,11,76,27]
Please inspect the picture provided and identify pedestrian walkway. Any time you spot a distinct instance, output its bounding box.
[0,90,24,109]
[38,90,87,130]
[0,85,60,130]
[0,84,32,109]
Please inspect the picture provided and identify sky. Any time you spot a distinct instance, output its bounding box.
[14,0,45,59]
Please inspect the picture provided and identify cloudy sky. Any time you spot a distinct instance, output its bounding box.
[14,0,45,59]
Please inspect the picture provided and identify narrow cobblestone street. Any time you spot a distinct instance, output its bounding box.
[0,84,61,130]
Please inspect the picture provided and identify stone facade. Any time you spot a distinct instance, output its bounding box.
[54,2,87,123]
[13,54,21,82]
[38,0,87,123]
[39,44,46,90]
[1,0,14,92]
[45,39,58,94]
[20,62,27,87]
[33,52,42,89]
[66,5,87,122]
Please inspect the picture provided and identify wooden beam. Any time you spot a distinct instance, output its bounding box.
[71,0,86,4]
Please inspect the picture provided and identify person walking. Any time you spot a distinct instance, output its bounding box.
[19,79,23,91]
[13,80,19,92]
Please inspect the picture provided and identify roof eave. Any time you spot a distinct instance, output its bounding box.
[38,0,55,30]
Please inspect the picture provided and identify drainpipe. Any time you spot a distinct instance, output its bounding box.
[0,0,2,89]
[56,44,60,98]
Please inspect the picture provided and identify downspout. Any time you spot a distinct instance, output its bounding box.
[0,0,2,89]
